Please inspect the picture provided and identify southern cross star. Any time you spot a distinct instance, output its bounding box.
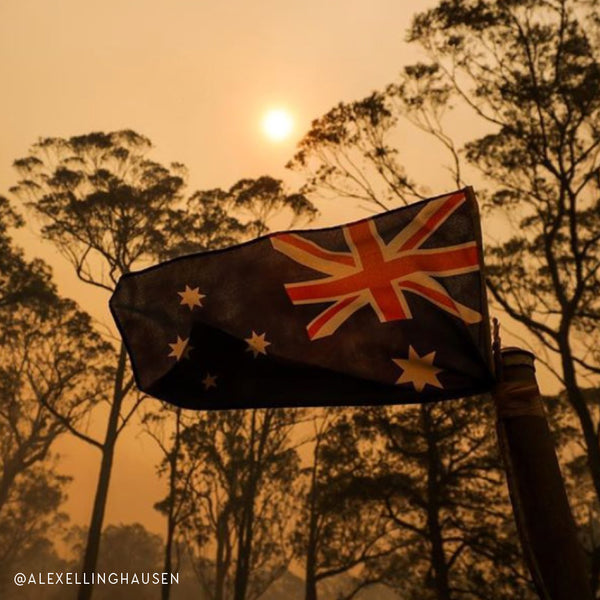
[168,336,193,361]
[245,331,271,358]
[202,373,218,390]
[178,285,205,310]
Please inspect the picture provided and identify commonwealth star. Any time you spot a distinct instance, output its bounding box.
[393,346,443,392]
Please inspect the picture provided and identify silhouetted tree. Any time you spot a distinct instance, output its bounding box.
[0,196,110,590]
[143,405,197,600]
[0,466,70,595]
[0,299,110,592]
[142,174,316,600]
[288,94,424,209]
[344,400,533,600]
[1,535,71,600]
[297,411,400,600]
[160,174,317,259]
[224,176,317,237]
[94,523,163,600]
[11,130,188,600]
[0,195,55,312]
[176,409,300,600]
[404,0,600,513]
[0,296,111,511]
[100,522,163,570]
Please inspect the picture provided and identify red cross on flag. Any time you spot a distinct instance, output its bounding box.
[272,191,482,340]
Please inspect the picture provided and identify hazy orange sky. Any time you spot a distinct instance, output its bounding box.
[0,0,563,544]
[0,0,443,193]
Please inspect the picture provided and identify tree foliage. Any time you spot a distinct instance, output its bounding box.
[0,466,70,594]
[0,196,109,595]
[0,295,112,506]
[296,410,401,600]
[10,130,189,599]
[175,409,300,600]
[407,0,600,546]
[315,400,533,600]
[160,175,317,259]
[288,94,424,208]
[289,2,600,592]
[11,130,188,288]
[0,195,55,313]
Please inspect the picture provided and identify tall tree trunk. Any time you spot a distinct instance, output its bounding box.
[215,510,230,600]
[305,563,318,600]
[233,487,255,600]
[162,407,182,600]
[304,437,321,600]
[233,416,257,600]
[77,343,127,600]
[0,475,10,512]
[559,336,600,503]
[233,410,273,600]
[422,405,451,600]
[235,483,256,600]
[0,458,21,512]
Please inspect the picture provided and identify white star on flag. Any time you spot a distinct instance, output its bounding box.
[178,285,205,310]
[168,336,193,361]
[202,373,218,390]
[393,346,443,392]
[245,331,271,358]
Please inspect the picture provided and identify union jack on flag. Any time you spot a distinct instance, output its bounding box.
[110,187,494,411]
[271,191,482,340]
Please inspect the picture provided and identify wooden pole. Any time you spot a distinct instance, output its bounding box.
[493,346,592,600]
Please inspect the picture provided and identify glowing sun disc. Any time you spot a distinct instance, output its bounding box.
[262,109,293,141]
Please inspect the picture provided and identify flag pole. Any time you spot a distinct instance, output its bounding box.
[492,329,592,599]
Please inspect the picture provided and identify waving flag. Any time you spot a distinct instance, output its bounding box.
[110,188,494,410]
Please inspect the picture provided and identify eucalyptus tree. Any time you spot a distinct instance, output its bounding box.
[141,173,315,600]
[0,467,69,595]
[405,0,600,511]
[11,130,188,599]
[0,297,111,513]
[288,0,600,586]
[143,405,196,600]
[0,195,55,312]
[0,196,111,589]
[159,174,317,259]
[176,408,300,600]
[93,523,163,600]
[341,400,532,600]
[288,93,424,209]
[296,410,401,600]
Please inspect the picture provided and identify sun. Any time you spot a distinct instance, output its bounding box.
[262,109,294,141]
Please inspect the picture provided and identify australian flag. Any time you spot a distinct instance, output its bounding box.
[110,188,494,410]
